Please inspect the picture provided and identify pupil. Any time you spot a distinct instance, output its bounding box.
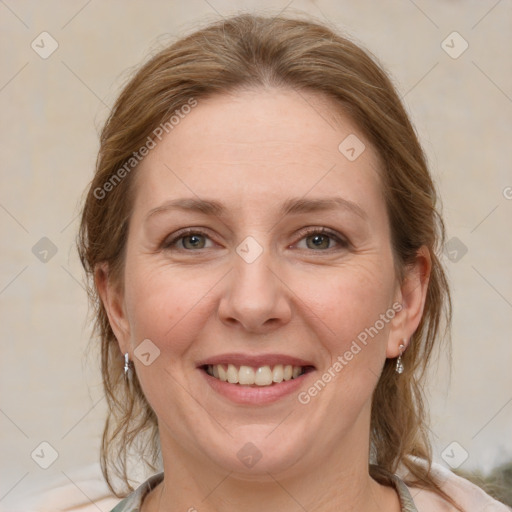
[309,234,328,249]
[185,235,203,249]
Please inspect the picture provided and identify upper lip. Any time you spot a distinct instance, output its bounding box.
[196,353,316,369]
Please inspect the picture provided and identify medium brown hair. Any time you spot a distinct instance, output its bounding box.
[78,12,456,505]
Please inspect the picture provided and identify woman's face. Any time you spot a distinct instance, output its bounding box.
[101,88,427,478]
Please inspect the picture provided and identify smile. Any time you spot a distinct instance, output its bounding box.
[203,363,312,386]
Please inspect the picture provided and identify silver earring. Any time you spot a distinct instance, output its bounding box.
[124,353,132,380]
[395,341,406,374]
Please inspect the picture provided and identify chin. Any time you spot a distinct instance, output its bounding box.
[199,426,308,479]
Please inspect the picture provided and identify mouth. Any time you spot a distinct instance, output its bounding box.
[197,353,316,404]
[201,363,315,387]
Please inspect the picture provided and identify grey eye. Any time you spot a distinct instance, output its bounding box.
[181,234,207,249]
[305,234,332,250]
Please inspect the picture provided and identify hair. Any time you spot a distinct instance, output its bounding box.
[77,12,457,507]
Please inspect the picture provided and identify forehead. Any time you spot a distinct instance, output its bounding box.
[132,88,385,221]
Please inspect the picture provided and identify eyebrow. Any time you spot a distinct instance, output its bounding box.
[145,196,368,221]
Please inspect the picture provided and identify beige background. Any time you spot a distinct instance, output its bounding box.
[0,0,511,509]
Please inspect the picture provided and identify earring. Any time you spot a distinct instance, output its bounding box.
[124,353,132,381]
[395,341,406,374]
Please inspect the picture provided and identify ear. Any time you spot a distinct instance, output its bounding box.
[386,245,431,358]
[95,263,131,355]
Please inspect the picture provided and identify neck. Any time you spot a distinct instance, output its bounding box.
[145,420,400,512]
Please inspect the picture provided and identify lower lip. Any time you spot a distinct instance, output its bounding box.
[200,369,312,405]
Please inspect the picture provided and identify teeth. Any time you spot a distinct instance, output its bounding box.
[272,364,284,383]
[218,365,228,382]
[239,365,255,385]
[226,364,239,384]
[255,366,272,386]
[205,363,305,386]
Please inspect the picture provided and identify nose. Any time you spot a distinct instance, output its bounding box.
[217,249,292,334]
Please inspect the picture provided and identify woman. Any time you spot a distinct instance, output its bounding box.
[77,13,509,512]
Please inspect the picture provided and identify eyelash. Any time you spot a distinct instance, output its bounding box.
[162,227,349,252]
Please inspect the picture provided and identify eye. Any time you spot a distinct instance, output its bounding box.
[294,227,348,251]
[162,229,214,250]
[161,227,348,252]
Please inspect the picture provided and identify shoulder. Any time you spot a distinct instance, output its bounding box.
[109,473,164,512]
[2,463,120,512]
[404,461,511,512]
[406,485,460,511]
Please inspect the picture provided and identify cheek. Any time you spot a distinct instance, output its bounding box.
[122,264,219,415]
[123,261,217,355]
[298,260,396,358]
[305,265,393,326]
[295,267,396,417]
